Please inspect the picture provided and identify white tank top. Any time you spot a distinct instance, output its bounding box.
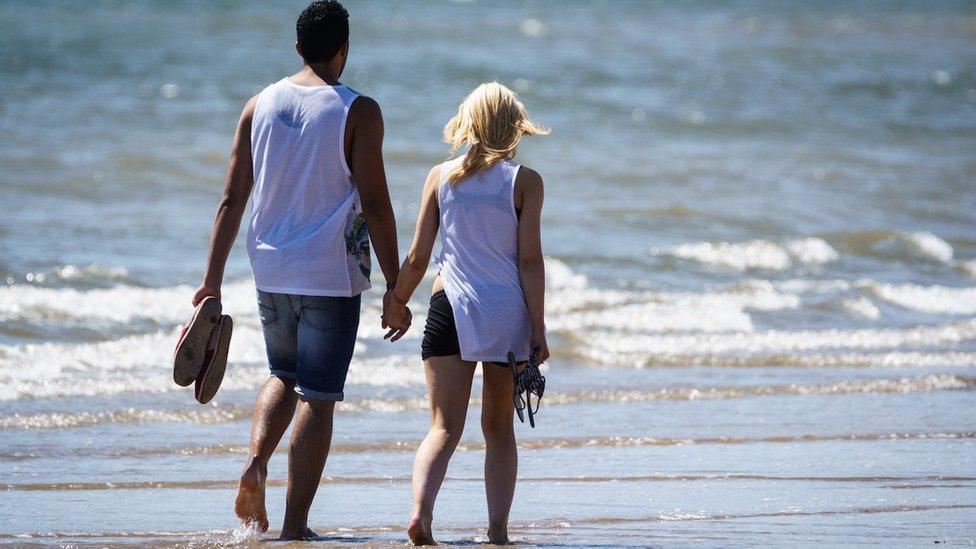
[436,157,532,362]
[247,78,371,297]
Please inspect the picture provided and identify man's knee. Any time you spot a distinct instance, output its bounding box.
[299,397,336,414]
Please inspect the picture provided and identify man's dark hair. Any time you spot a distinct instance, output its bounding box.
[296,1,349,63]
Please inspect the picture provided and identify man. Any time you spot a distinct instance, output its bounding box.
[192,1,408,539]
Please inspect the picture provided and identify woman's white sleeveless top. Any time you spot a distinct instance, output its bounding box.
[247,78,371,297]
[436,157,532,362]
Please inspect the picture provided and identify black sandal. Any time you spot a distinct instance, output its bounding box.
[508,347,546,428]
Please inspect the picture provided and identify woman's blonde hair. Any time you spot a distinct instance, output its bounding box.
[442,82,549,184]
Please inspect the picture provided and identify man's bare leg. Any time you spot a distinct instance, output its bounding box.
[482,363,518,545]
[279,398,335,540]
[235,376,298,532]
[407,355,477,545]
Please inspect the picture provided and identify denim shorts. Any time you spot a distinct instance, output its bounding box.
[256,290,361,401]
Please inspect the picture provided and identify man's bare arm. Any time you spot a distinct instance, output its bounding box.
[347,96,400,292]
[193,96,257,306]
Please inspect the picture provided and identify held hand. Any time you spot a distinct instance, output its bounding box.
[385,306,412,342]
[192,283,220,307]
[381,290,411,341]
[531,331,550,364]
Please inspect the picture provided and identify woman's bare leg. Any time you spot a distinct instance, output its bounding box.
[481,362,517,544]
[408,355,476,545]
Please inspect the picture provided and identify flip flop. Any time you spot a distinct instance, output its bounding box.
[194,314,232,404]
[173,296,222,386]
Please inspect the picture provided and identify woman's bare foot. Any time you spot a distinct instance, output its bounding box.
[234,463,269,532]
[487,525,510,545]
[279,526,318,541]
[407,514,436,545]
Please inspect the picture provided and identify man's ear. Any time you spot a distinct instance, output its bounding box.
[295,41,303,60]
[340,40,349,59]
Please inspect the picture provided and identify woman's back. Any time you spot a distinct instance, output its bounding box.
[435,157,531,362]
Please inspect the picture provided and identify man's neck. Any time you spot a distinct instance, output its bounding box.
[291,64,340,86]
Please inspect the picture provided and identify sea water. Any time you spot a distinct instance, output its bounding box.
[1,0,974,546]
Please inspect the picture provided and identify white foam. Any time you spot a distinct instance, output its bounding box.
[550,300,754,333]
[653,237,839,271]
[867,282,976,315]
[575,319,976,366]
[0,279,260,324]
[545,257,588,289]
[657,239,792,271]
[0,325,424,401]
[841,297,881,320]
[547,280,799,333]
[785,237,840,265]
[874,231,953,263]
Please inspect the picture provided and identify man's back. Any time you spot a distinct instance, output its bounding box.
[248,78,371,297]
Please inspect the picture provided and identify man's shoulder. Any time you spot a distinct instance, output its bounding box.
[348,94,381,117]
[346,94,383,133]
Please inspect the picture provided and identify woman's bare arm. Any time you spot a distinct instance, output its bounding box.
[516,167,549,363]
[383,166,442,338]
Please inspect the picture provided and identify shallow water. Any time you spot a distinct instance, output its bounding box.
[1,0,975,546]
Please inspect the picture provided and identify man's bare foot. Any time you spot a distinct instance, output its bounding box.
[407,514,436,545]
[234,463,269,532]
[279,526,318,541]
[487,526,510,545]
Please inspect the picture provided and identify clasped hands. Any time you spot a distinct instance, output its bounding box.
[381,289,412,342]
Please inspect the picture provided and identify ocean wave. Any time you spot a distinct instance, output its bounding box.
[837,230,955,264]
[651,237,839,271]
[548,280,799,333]
[956,259,976,278]
[865,282,976,315]
[0,331,424,401]
[9,374,967,429]
[1,258,581,327]
[3,257,973,400]
[840,296,881,320]
[0,279,259,325]
[873,231,953,263]
[786,237,841,264]
[545,257,588,289]
[571,320,976,367]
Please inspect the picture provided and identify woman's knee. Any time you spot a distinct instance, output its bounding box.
[481,410,514,438]
[430,419,466,445]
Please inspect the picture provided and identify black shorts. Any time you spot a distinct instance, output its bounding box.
[421,291,509,367]
[421,290,461,360]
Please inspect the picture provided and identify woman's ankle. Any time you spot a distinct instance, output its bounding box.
[487,524,509,544]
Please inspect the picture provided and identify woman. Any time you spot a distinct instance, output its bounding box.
[382,82,549,545]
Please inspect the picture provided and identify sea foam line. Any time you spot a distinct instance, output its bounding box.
[2,374,970,430]
[6,471,973,492]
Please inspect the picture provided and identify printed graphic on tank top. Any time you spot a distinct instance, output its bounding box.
[435,157,533,362]
[247,78,371,297]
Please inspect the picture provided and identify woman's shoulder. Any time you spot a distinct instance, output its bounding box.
[515,164,543,188]
[423,163,446,195]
